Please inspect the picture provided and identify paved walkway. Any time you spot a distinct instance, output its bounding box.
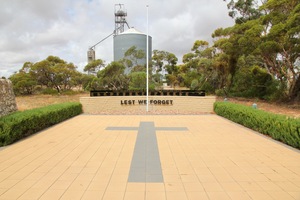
[0,115,299,200]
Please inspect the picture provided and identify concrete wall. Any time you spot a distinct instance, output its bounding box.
[80,96,216,114]
[0,79,17,117]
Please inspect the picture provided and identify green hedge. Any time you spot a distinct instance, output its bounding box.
[0,102,82,147]
[214,102,300,149]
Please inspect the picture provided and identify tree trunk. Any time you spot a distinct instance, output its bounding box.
[54,85,60,93]
[288,76,300,102]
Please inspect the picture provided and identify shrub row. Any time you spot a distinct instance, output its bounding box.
[0,102,82,147]
[214,102,300,149]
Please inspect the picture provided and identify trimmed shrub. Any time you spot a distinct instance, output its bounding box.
[214,102,300,149]
[0,102,82,146]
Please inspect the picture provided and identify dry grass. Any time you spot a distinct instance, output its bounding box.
[15,93,89,111]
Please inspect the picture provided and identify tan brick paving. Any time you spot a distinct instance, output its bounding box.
[0,115,299,200]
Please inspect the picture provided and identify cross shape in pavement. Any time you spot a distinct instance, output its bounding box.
[106,121,188,183]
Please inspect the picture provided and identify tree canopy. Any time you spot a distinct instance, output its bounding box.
[8,0,300,102]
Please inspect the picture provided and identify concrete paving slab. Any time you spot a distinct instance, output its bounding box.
[0,115,299,200]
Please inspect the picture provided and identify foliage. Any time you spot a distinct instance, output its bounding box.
[152,50,178,73]
[97,61,129,90]
[9,62,37,95]
[152,50,178,87]
[182,40,223,92]
[224,0,263,23]
[79,74,98,91]
[41,88,59,95]
[190,79,199,90]
[9,56,83,94]
[216,0,300,101]
[30,56,80,92]
[258,0,300,100]
[8,0,300,103]
[9,72,37,95]
[165,74,179,88]
[214,101,300,149]
[230,65,280,99]
[83,59,105,75]
[0,102,82,147]
[122,46,146,70]
[128,72,146,90]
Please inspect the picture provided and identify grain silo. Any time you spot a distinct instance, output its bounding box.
[113,27,152,66]
[87,4,152,66]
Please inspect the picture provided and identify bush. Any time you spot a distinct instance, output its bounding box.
[0,102,82,146]
[41,88,59,95]
[214,102,300,149]
[230,66,280,100]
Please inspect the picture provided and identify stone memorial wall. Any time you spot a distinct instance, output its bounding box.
[80,96,216,114]
[0,79,17,117]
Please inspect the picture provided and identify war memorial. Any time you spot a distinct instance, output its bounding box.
[1,93,300,199]
[0,3,299,200]
[1,74,299,199]
[80,90,216,114]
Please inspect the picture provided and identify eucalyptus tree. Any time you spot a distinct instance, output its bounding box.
[29,56,79,93]
[152,50,178,87]
[223,0,264,23]
[258,0,300,99]
[182,40,219,91]
[128,72,147,90]
[9,56,82,94]
[84,59,105,75]
[97,61,129,90]
[122,46,146,70]
[216,0,299,100]
[9,62,37,95]
[152,50,178,74]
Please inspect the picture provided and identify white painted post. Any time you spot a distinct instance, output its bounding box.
[146,5,149,112]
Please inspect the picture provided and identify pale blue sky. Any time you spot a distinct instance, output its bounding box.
[0,0,233,77]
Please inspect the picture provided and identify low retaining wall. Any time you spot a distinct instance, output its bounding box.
[80,96,216,114]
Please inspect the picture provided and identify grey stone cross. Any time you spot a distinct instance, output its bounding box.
[106,121,188,183]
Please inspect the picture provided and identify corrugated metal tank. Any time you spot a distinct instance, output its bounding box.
[113,28,152,66]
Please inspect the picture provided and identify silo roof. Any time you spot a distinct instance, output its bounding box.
[120,27,145,35]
